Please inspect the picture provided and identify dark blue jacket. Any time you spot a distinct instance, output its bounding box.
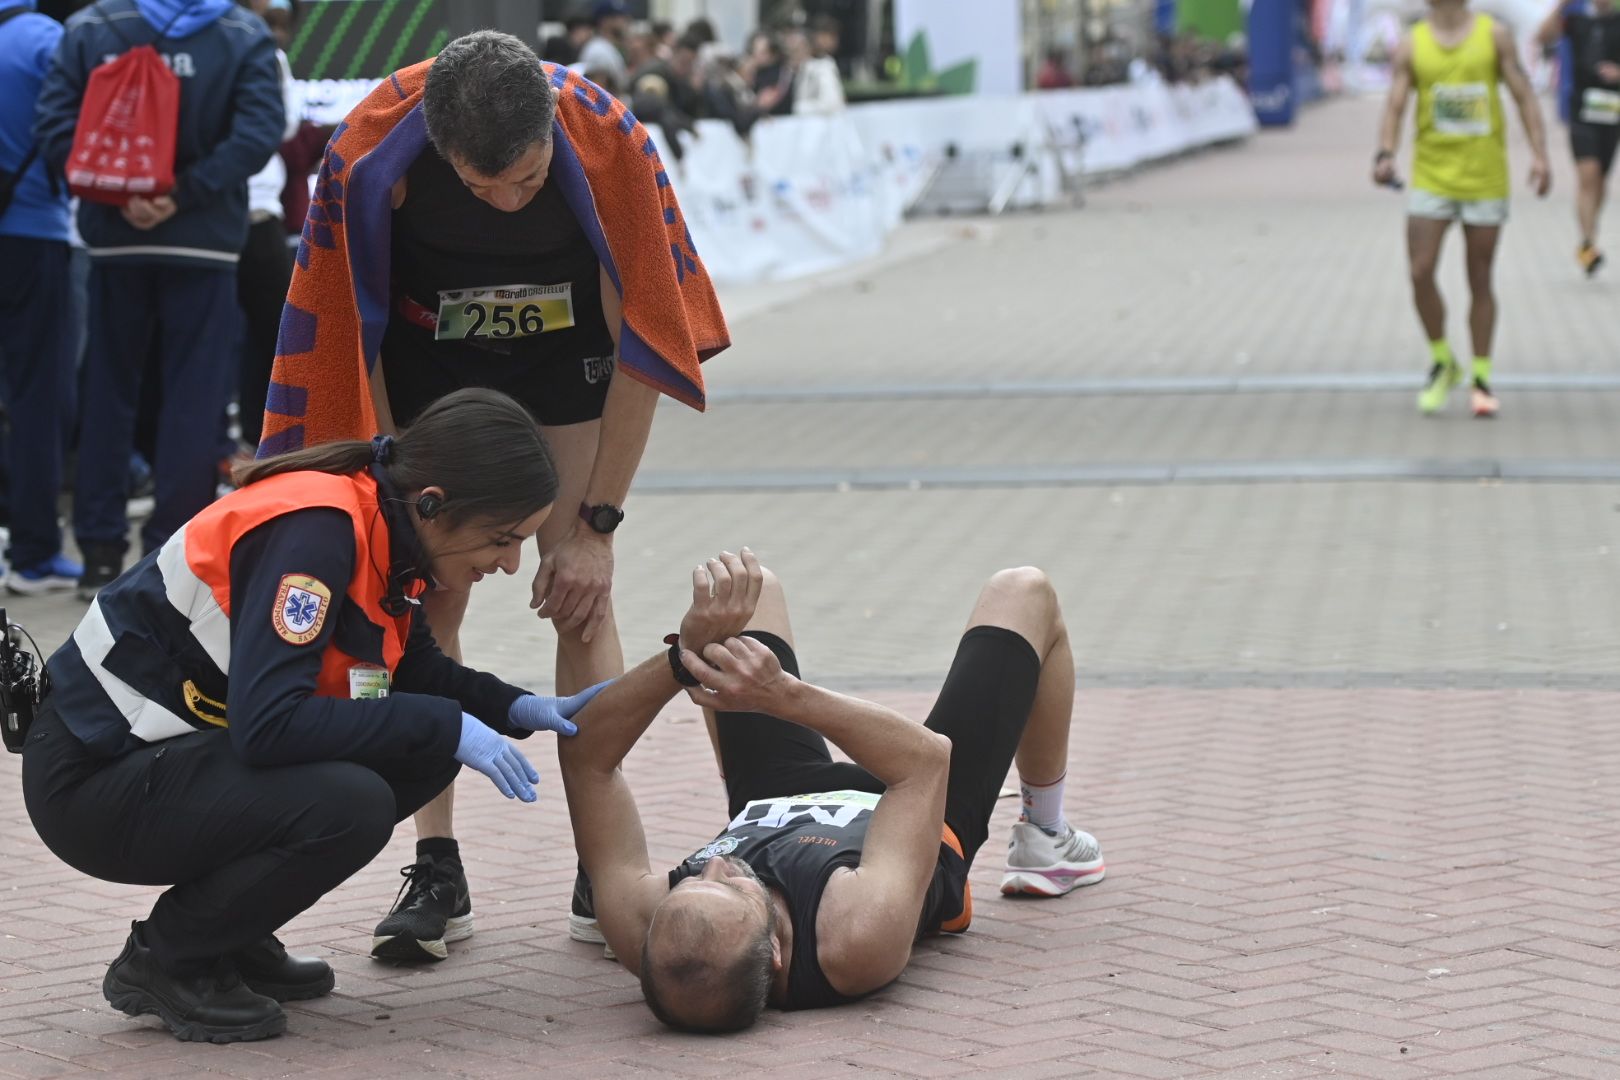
[48,493,530,762]
[34,0,284,268]
[0,1,69,243]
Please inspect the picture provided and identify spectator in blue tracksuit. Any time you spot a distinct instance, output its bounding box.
[34,0,284,597]
[0,0,79,596]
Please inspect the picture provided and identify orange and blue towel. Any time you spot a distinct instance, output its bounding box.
[260,60,729,455]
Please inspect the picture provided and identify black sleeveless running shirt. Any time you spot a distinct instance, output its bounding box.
[384,146,611,365]
[1567,14,1620,114]
[668,790,964,1011]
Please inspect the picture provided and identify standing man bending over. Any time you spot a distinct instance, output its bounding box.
[260,30,729,962]
[558,551,1105,1032]
[1374,0,1550,418]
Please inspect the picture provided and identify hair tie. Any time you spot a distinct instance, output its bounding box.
[371,434,395,465]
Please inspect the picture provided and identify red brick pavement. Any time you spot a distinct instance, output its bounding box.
[1,687,1616,1077]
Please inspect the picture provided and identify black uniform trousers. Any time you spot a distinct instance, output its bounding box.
[22,699,459,976]
[234,216,293,450]
[0,236,76,569]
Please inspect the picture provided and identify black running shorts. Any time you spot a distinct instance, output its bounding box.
[714,625,1042,869]
[1572,121,1620,174]
[380,319,616,429]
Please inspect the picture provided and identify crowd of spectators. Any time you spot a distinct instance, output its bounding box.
[0,0,325,596]
[541,0,847,155]
[1035,32,1250,92]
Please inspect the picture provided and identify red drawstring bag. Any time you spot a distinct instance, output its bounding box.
[65,43,180,206]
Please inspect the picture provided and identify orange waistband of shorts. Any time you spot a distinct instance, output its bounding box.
[939,823,972,933]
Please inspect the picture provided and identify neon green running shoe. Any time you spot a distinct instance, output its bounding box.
[1418,359,1460,415]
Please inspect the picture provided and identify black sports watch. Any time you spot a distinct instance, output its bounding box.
[579,502,625,534]
[664,634,701,687]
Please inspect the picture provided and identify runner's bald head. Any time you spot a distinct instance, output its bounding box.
[640,882,776,1033]
[425,31,555,178]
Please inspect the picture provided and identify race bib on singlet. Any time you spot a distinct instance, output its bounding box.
[434,283,575,342]
[1432,83,1491,136]
[727,790,882,832]
[1581,87,1620,125]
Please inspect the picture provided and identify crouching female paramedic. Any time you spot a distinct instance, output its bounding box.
[21,388,602,1045]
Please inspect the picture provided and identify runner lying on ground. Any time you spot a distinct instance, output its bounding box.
[557,549,1105,1032]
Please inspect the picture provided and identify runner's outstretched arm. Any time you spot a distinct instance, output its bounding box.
[682,641,951,995]
[1494,21,1552,195]
[556,651,684,968]
[558,550,763,967]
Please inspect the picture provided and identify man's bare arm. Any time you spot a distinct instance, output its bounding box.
[369,360,397,436]
[581,268,658,515]
[684,640,946,786]
[557,653,686,970]
[528,266,658,641]
[559,551,765,968]
[1376,37,1414,165]
[814,705,950,995]
[1535,0,1569,49]
[1495,22,1552,198]
[681,641,952,995]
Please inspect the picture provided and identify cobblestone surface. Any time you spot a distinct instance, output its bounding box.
[3,93,1620,1076]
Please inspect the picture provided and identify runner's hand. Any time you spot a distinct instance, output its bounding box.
[679,548,763,650]
[680,635,790,713]
[1529,155,1551,197]
[454,714,539,801]
[1372,155,1396,188]
[531,528,614,642]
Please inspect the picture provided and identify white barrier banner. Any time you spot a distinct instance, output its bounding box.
[292,77,1256,285]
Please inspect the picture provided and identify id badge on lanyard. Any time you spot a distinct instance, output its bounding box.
[349,664,391,700]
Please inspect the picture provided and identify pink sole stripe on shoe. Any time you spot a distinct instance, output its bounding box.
[1000,864,1106,895]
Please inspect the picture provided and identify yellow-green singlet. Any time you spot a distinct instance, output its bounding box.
[1411,13,1509,201]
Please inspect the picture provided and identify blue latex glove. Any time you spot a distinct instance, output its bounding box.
[508,680,613,735]
[455,713,539,802]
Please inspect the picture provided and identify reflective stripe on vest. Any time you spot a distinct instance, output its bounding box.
[71,470,419,743]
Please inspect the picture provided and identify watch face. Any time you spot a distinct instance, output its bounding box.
[590,506,623,533]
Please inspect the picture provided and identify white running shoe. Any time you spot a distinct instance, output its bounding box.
[1000,821,1106,896]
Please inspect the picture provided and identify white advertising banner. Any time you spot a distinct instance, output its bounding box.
[292,77,1257,285]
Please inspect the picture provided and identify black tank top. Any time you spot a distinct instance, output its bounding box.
[384,146,612,364]
[668,790,966,1011]
[670,791,876,1010]
[1568,14,1620,118]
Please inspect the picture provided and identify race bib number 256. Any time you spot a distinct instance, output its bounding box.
[435,283,575,342]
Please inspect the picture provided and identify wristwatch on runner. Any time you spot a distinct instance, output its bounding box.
[579,502,625,534]
[664,634,702,687]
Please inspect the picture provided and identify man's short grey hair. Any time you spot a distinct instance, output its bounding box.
[424,31,556,177]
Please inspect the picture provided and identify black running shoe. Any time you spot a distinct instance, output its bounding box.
[568,864,615,959]
[103,922,285,1044]
[370,854,472,963]
[569,864,604,945]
